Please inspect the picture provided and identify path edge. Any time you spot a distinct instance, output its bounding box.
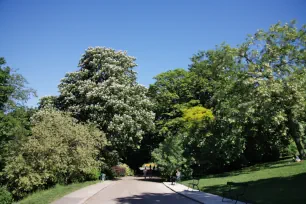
[162,182,204,204]
[77,181,115,204]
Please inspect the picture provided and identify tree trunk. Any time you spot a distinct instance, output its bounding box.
[293,136,305,158]
[288,111,305,158]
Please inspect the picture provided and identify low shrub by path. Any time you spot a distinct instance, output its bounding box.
[16,180,99,204]
[181,159,306,204]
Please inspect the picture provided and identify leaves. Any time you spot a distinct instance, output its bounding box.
[4,109,107,198]
[57,47,155,151]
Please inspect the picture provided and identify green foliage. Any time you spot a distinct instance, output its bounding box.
[57,47,155,154]
[182,106,214,122]
[0,58,37,190]
[101,167,115,180]
[152,135,187,178]
[236,20,306,159]
[150,21,306,174]
[0,57,36,111]
[119,163,134,176]
[0,57,14,110]
[4,109,106,198]
[285,139,299,157]
[0,186,13,204]
[85,168,101,181]
[149,68,192,119]
[38,96,59,109]
[0,107,35,172]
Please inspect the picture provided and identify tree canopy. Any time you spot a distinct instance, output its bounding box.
[150,21,306,176]
[56,47,155,153]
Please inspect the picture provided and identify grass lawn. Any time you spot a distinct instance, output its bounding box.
[181,159,306,204]
[16,180,100,204]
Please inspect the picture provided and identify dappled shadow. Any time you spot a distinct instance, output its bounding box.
[200,160,302,179]
[179,189,240,204]
[115,192,197,204]
[202,173,306,204]
[134,177,164,183]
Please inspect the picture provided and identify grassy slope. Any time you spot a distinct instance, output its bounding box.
[16,180,99,204]
[182,159,306,204]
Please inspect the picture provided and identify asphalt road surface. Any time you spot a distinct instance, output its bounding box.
[85,177,197,204]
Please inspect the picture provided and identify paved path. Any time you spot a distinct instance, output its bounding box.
[52,181,113,204]
[85,177,197,204]
[164,182,245,204]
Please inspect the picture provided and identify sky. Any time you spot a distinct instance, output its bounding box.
[0,0,305,107]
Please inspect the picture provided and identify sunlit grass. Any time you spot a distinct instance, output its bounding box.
[16,180,99,204]
[182,159,306,204]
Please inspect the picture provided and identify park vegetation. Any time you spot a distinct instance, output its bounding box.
[0,20,306,202]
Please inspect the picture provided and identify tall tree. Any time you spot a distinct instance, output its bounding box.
[152,134,187,179]
[0,57,36,111]
[57,47,155,155]
[0,57,14,110]
[238,21,306,158]
[0,57,36,172]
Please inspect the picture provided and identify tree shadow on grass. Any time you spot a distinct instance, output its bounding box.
[203,160,302,179]
[114,192,197,204]
[202,173,306,204]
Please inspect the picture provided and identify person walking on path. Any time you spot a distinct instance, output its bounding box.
[176,169,181,183]
[149,165,152,178]
[143,167,147,179]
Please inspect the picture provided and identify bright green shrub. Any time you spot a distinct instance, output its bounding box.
[285,139,299,157]
[152,135,187,179]
[85,168,101,181]
[0,186,13,204]
[4,109,107,199]
[182,106,214,122]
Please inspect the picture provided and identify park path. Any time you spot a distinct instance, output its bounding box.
[85,176,197,204]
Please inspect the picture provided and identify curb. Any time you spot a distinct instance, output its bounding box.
[163,182,204,204]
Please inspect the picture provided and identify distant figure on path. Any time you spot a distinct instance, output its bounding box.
[295,155,301,162]
[152,165,156,177]
[176,169,181,182]
[143,167,147,179]
[149,165,152,178]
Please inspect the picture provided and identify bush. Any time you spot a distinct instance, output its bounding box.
[85,168,101,181]
[101,167,115,180]
[111,166,126,177]
[119,164,134,176]
[109,164,134,178]
[152,135,187,179]
[285,139,299,157]
[4,109,107,199]
[0,186,13,204]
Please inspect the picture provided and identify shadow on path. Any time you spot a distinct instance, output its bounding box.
[134,177,164,183]
[115,192,197,204]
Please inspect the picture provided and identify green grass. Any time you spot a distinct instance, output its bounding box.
[182,159,306,204]
[16,180,100,204]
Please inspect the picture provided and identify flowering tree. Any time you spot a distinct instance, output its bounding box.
[58,47,155,151]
